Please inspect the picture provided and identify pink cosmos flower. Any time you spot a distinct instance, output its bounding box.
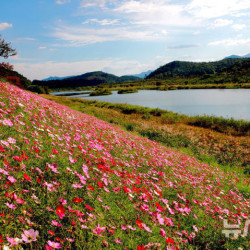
[127,225,136,230]
[114,238,122,244]
[6,237,22,247]
[51,220,63,227]
[72,183,83,189]
[5,203,16,209]
[2,118,13,126]
[142,223,152,233]
[69,156,77,163]
[93,224,106,236]
[82,164,90,178]
[160,228,166,237]
[121,225,127,230]
[21,229,39,243]
[7,176,17,183]
[47,240,62,249]
[193,225,198,232]
[7,137,16,144]
[59,197,67,205]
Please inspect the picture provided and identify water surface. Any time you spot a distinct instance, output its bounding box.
[53,89,250,121]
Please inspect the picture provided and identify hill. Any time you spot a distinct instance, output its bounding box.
[42,75,76,81]
[146,58,250,80]
[0,80,249,249]
[0,62,31,89]
[0,63,50,94]
[126,70,153,79]
[33,71,140,89]
[224,53,250,59]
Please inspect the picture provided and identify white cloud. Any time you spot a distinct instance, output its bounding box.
[210,19,233,28]
[80,0,107,7]
[39,46,47,50]
[232,24,246,30]
[0,22,12,31]
[13,59,151,80]
[56,0,70,4]
[167,44,201,49]
[53,25,168,46]
[208,38,250,46]
[16,37,36,41]
[186,0,250,19]
[82,18,120,25]
[115,0,193,27]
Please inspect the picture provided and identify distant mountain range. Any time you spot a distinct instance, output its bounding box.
[34,71,141,89]
[224,53,250,59]
[126,70,153,79]
[42,76,76,81]
[42,70,153,81]
[32,55,250,89]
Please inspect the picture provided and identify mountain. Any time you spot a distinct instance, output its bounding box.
[33,71,141,89]
[127,70,153,79]
[146,58,250,79]
[224,53,250,59]
[42,75,76,81]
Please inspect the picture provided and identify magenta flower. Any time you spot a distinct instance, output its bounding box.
[6,237,22,247]
[47,240,62,249]
[52,220,63,227]
[5,203,16,209]
[7,176,17,183]
[21,229,39,243]
[93,224,106,236]
[2,118,13,126]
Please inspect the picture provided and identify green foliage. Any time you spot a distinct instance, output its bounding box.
[147,58,250,80]
[117,88,138,94]
[89,88,112,96]
[0,35,17,58]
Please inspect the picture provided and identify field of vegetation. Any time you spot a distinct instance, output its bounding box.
[44,95,250,173]
[1,81,249,249]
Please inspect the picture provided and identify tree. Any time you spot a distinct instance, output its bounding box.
[0,35,17,58]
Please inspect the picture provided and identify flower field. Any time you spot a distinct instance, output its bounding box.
[0,81,249,249]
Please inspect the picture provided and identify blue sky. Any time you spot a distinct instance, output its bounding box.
[1,0,250,80]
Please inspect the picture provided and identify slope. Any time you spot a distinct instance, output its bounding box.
[0,81,249,249]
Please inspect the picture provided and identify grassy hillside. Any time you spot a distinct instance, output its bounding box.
[0,81,249,249]
[42,95,250,173]
[147,58,250,80]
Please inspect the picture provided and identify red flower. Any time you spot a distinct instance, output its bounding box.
[88,185,95,191]
[52,148,59,154]
[136,219,143,229]
[13,156,23,162]
[97,181,103,188]
[48,230,55,235]
[72,197,83,203]
[24,173,32,182]
[85,204,94,211]
[166,237,174,245]
[137,246,144,250]
[56,204,66,219]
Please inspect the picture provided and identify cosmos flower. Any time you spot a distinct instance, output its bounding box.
[21,229,39,243]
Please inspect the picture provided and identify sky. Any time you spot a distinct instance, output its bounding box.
[0,0,250,80]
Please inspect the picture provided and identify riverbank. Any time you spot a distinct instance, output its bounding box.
[43,94,250,178]
[48,82,250,94]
